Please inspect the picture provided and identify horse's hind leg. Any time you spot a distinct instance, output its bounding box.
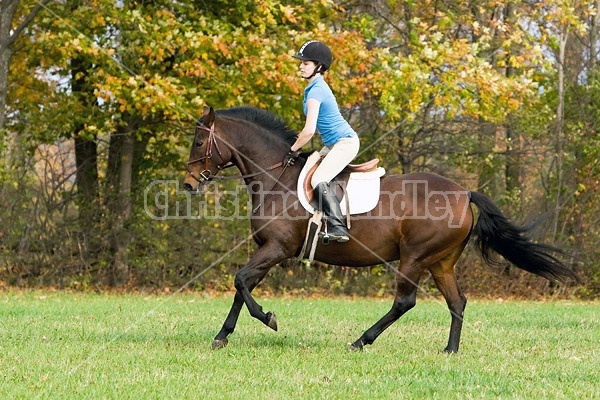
[350,263,422,350]
[428,251,467,353]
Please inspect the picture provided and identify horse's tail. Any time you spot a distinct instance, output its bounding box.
[469,191,578,283]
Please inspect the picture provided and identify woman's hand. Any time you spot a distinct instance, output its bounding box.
[283,150,300,166]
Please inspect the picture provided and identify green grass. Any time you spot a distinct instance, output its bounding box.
[0,291,598,399]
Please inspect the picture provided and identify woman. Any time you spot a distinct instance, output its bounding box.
[284,40,360,242]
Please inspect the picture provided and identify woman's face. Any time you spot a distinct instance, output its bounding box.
[299,60,317,79]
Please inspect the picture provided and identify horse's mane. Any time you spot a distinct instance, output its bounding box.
[215,106,298,146]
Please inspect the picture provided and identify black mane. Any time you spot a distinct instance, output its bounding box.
[215,106,298,146]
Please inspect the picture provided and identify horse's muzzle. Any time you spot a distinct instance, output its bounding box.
[183,172,206,194]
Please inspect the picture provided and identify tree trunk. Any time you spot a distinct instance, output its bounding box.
[0,0,19,167]
[476,119,498,192]
[71,55,101,258]
[0,37,11,133]
[552,30,568,242]
[0,0,19,126]
[130,133,150,215]
[504,117,522,198]
[107,116,136,286]
[74,136,100,241]
[590,0,600,71]
[504,1,522,207]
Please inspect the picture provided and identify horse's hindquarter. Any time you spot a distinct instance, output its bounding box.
[314,173,474,267]
[386,173,473,230]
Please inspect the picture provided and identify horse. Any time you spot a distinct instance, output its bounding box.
[183,106,577,352]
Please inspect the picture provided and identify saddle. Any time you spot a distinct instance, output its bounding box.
[298,152,385,258]
[303,158,380,204]
[297,152,386,216]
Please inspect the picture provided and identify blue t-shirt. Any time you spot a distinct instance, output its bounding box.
[303,76,357,147]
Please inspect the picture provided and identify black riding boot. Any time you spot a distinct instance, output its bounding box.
[313,182,349,243]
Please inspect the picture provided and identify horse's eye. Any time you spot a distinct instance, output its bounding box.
[195,140,204,147]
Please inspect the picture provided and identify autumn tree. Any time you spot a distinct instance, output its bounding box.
[1,0,597,295]
[4,0,379,285]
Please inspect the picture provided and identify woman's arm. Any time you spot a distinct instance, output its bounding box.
[290,98,320,152]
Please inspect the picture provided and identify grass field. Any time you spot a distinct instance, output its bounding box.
[0,291,598,399]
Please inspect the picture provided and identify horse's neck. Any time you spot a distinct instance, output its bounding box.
[220,118,299,189]
[234,140,302,194]
[226,129,287,174]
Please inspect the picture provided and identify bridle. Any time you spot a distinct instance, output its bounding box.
[186,121,285,185]
[186,122,224,184]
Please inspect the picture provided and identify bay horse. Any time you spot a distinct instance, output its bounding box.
[183,106,577,352]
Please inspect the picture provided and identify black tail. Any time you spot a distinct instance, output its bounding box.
[469,191,578,284]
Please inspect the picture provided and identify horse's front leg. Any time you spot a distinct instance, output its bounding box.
[233,250,282,329]
[212,244,288,348]
[212,291,244,350]
[211,273,277,350]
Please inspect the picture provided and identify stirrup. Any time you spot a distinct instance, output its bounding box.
[328,231,349,243]
[319,221,330,245]
[319,231,349,244]
[319,230,330,245]
[318,222,349,244]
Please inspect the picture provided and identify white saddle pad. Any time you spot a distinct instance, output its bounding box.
[297,152,385,215]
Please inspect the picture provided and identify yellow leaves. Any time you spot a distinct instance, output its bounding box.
[279,4,297,24]
[421,45,438,61]
[507,98,521,110]
[216,41,230,57]
[118,98,128,113]
[88,13,106,29]
[575,183,587,196]
[70,37,83,52]
[28,1,383,126]
[382,60,511,124]
[98,70,190,118]
[127,77,138,87]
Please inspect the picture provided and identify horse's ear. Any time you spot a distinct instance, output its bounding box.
[202,106,215,128]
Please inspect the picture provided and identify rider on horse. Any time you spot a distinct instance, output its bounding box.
[284,40,360,243]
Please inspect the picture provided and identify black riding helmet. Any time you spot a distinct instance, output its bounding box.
[293,40,333,73]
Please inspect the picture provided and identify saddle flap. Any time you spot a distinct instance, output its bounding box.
[303,156,380,203]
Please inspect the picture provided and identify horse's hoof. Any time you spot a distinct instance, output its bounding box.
[266,312,278,331]
[348,342,363,352]
[212,338,228,350]
[442,347,458,354]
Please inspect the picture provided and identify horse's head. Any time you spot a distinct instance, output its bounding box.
[183,106,232,192]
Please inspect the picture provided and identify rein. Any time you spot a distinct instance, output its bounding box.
[186,122,285,183]
[206,162,285,181]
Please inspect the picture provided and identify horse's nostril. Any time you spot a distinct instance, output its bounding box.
[183,182,194,192]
